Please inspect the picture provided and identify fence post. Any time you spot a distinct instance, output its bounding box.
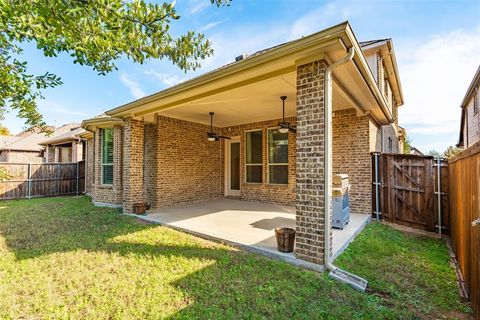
[373,152,381,222]
[27,163,31,199]
[436,158,442,237]
[76,161,79,196]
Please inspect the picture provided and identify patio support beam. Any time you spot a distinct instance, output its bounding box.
[295,59,328,265]
[112,125,123,204]
[122,118,145,213]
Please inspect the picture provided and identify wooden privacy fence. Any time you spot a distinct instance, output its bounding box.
[0,160,85,200]
[371,153,449,234]
[448,142,480,318]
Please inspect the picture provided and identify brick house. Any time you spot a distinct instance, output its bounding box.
[82,22,404,267]
[0,123,87,163]
[458,65,480,148]
[0,127,48,163]
[39,123,87,163]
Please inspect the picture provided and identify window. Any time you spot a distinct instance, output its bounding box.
[474,89,478,114]
[101,128,114,185]
[268,128,288,184]
[245,130,262,183]
[59,146,72,163]
[388,137,393,153]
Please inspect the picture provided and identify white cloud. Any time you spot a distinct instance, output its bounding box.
[199,20,226,32]
[398,28,480,143]
[38,101,87,116]
[119,73,146,99]
[289,1,371,40]
[144,70,185,87]
[187,0,209,14]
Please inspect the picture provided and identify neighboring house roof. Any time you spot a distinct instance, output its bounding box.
[82,21,400,128]
[39,127,86,145]
[458,65,480,147]
[0,132,48,152]
[82,113,124,131]
[0,123,83,152]
[0,135,21,147]
[410,147,424,155]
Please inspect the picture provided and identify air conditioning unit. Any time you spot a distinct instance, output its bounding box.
[332,174,350,229]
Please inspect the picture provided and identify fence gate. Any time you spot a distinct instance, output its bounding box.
[372,153,449,234]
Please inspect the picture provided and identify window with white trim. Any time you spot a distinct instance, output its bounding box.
[245,130,262,183]
[101,128,113,185]
[268,128,288,184]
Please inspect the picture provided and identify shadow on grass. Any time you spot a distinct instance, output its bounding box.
[0,196,470,319]
[0,196,392,319]
[0,196,234,262]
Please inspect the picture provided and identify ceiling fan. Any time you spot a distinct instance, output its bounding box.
[207,112,231,141]
[278,96,296,133]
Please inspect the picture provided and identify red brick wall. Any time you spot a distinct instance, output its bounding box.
[150,115,223,208]
[221,117,296,206]
[332,108,375,215]
[295,60,328,265]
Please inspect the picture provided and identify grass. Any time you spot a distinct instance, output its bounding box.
[0,196,472,319]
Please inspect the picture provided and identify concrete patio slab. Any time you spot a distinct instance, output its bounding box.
[135,198,370,271]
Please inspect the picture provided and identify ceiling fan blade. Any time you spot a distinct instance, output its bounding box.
[288,127,297,134]
[217,135,231,140]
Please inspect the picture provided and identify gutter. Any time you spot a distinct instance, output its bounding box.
[105,23,349,117]
[324,46,368,292]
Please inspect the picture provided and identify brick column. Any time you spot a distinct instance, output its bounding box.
[86,137,94,194]
[94,129,102,187]
[295,60,328,265]
[113,125,123,204]
[123,119,145,213]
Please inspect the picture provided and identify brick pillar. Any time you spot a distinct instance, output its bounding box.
[86,137,94,194]
[295,60,328,265]
[113,125,123,204]
[123,119,145,213]
[94,129,102,187]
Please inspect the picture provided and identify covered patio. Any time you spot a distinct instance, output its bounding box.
[137,198,371,270]
[83,22,393,271]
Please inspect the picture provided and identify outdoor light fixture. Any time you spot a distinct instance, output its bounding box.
[206,112,231,141]
[278,96,296,133]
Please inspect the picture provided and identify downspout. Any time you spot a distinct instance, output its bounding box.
[324,46,368,291]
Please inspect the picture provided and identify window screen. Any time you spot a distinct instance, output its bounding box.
[101,128,114,185]
[245,130,262,183]
[268,129,288,184]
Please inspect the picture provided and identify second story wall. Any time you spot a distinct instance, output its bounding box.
[463,88,480,148]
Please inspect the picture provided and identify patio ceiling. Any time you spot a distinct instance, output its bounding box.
[102,22,393,127]
[155,71,353,127]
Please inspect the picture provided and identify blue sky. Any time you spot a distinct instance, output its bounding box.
[4,0,480,153]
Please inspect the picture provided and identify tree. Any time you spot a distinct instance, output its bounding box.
[0,124,10,135]
[427,149,442,158]
[443,145,463,159]
[403,136,413,154]
[0,0,229,128]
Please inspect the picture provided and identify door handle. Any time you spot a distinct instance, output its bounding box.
[473,219,480,227]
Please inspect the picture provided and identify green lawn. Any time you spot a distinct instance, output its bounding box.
[0,197,472,319]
